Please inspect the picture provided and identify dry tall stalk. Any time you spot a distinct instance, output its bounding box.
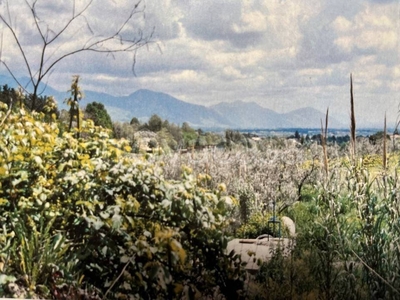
[320,108,329,176]
[383,114,387,170]
[393,103,400,151]
[350,74,356,161]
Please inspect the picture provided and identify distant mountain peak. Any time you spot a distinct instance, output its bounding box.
[130,89,169,98]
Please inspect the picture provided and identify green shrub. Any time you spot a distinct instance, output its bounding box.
[0,107,245,299]
[236,212,289,238]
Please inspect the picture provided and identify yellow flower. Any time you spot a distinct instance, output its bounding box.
[217,183,227,192]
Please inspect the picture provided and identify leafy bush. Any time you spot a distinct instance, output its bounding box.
[236,213,289,238]
[85,101,113,131]
[0,106,245,299]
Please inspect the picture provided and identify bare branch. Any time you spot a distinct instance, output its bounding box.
[351,250,400,295]
[0,0,153,110]
[103,255,136,300]
[5,0,12,28]
[47,0,94,45]
[0,3,35,85]
[1,61,29,94]
[132,51,137,76]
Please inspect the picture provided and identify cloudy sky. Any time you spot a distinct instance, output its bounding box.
[0,0,399,126]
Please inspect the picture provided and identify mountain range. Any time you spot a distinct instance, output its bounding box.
[0,74,350,129]
[66,89,347,129]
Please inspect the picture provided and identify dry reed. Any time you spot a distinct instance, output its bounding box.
[320,108,329,176]
[350,73,356,161]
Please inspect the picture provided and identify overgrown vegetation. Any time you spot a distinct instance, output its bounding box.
[1,76,400,299]
[0,94,245,299]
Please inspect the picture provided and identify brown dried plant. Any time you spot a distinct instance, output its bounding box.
[383,114,387,170]
[152,139,323,215]
[320,108,329,176]
[350,73,356,161]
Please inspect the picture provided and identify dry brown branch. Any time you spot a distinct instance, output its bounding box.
[350,73,356,161]
[0,0,154,110]
[321,108,329,176]
[383,114,387,170]
[103,255,135,299]
[351,250,400,296]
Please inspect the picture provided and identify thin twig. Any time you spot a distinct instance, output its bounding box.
[103,255,135,299]
[0,0,152,110]
[351,249,400,295]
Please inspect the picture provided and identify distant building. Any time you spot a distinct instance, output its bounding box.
[134,130,159,152]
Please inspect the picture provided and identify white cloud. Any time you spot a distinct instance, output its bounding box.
[332,3,398,53]
[232,10,267,34]
[0,0,399,125]
[332,16,352,32]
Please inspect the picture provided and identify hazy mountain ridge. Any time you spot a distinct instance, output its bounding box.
[210,101,286,128]
[0,75,350,129]
[83,89,235,128]
[83,90,347,129]
[282,107,344,129]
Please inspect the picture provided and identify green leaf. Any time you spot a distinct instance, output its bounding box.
[33,155,42,165]
[0,198,9,206]
[52,233,64,251]
[111,214,122,230]
[0,274,16,285]
[120,255,130,263]
[161,199,171,208]
[93,219,104,230]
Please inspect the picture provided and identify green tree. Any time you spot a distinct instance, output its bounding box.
[369,131,390,145]
[157,127,178,151]
[0,85,18,109]
[182,122,197,148]
[165,123,183,147]
[130,117,141,127]
[0,84,59,116]
[85,102,113,130]
[148,114,163,132]
[182,122,193,132]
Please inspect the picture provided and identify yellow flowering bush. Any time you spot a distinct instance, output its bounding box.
[0,108,244,299]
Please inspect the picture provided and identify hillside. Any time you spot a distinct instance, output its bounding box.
[0,75,348,129]
[80,90,347,129]
[82,89,234,128]
[282,107,344,129]
[210,101,287,128]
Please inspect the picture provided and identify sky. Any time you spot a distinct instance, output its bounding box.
[0,0,399,126]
